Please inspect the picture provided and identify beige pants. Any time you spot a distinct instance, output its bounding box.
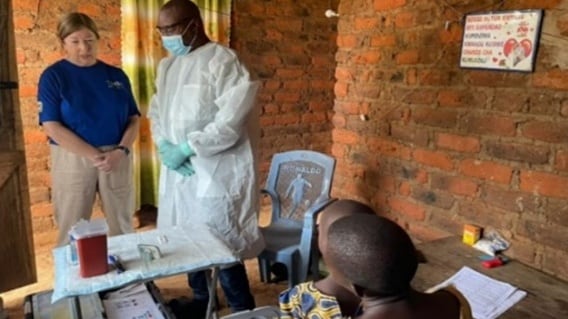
[50,145,134,246]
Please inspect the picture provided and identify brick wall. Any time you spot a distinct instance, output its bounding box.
[332,0,568,280]
[13,0,122,235]
[232,0,337,175]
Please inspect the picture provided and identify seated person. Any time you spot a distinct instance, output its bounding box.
[279,199,375,319]
[326,214,473,319]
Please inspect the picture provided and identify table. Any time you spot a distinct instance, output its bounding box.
[412,236,568,319]
[52,225,240,319]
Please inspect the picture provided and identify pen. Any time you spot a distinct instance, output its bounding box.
[108,254,126,273]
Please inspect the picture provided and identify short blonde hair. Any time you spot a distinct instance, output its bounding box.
[57,12,100,41]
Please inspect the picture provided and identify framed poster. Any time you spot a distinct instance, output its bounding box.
[459,10,543,72]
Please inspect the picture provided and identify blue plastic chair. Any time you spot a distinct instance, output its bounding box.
[258,150,336,289]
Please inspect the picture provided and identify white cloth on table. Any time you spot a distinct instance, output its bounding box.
[52,225,239,303]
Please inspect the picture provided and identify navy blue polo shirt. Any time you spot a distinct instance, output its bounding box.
[38,59,140,146]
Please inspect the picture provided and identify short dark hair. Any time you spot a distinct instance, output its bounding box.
[326,214,418,296]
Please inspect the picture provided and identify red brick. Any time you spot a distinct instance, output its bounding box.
[481,184,543,214]
[411,185,455,209]
[407,223,452,242]
[337,34,358,48]
[395,12,415,28]
[520,170,568,199]
[412,107,458,129]
[403,89,437,105]
[517,219,568,252]
[396,50,419,65]
[374,0,407,11]
[334,81,349,97]
[458,159,513,184]
[261,55,282,66]
[436,133,480,153]
[412,149,454,171]
[437,89,469,107]
[331,114,346,128]
[389,197,426,221]
[354,51,382,64]
[283,80,305,90]
[354,17,379,30]
[486,141,550,164]
[555,150,568,171]
[438,25,463,44]
[332,129,360,145]
[417,69,452,86]
[545,199,568,228]
[276,68,305,79]
[13,14,35,30]
[458,201,514,229]
[19,85,37,98]
[391,124,429,147]
[462,115,516,137]
[263,80,281,92]
[302,112,327,123]
[274,92,301,103]
[24,129,47,144]
[335,67,353,81]
[31,202,53,218]
[466,70,529,87]
[367,137,412,160]
[507,238,538,265]
[431,173,479,197]
[399,181,411,196]
[560,100,568,117]
[533,69,568,90]
[429,209,463,235]
[370,34,396,47]
[522,121,568,143]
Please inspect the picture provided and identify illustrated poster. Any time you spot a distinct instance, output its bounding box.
[459,10,543,72]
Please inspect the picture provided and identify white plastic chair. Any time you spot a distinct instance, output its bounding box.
[221,306,281,319]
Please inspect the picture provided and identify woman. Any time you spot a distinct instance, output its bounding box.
[38,12,140,246]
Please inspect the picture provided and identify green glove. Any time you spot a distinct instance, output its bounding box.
[175,160,195,177]
[160,141,196,169]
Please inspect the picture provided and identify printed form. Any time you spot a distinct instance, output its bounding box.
[428,266,526,319]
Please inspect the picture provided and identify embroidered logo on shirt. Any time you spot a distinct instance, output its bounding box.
[106,80,124,89]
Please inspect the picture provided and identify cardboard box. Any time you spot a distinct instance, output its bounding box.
[462,224,482,246]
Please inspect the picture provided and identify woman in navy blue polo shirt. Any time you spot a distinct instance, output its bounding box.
[38,12,140,246]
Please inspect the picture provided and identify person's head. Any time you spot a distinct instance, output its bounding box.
[57,12,99,66]
[157,0,209,56]
[326,214,418,298]
[318,199,375,256]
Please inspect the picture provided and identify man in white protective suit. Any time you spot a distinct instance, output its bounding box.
[148,0,264,317]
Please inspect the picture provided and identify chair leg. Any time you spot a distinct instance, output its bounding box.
[257,258,271,283]
[287,264,298,289]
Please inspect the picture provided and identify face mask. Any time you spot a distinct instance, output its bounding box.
[161,20,198,56]
[162,34,191,56]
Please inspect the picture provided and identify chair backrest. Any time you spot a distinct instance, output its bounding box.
[264,150,336,227]
[221,305,281,319]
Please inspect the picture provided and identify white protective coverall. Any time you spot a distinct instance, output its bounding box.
[148,42,264,260]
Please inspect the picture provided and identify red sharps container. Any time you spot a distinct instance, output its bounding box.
[69,219,109,278]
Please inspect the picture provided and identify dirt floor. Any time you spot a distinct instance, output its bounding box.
[0,211,288,318]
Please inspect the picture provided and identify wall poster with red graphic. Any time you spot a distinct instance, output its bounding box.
[459,10,543,72]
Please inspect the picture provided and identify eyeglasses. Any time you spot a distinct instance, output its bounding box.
[156,18,191,36]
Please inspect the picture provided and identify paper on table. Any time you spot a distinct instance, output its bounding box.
[428,266,526,319]
[102,284,165,319]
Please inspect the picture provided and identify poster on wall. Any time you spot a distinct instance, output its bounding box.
[459,10,543,72]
